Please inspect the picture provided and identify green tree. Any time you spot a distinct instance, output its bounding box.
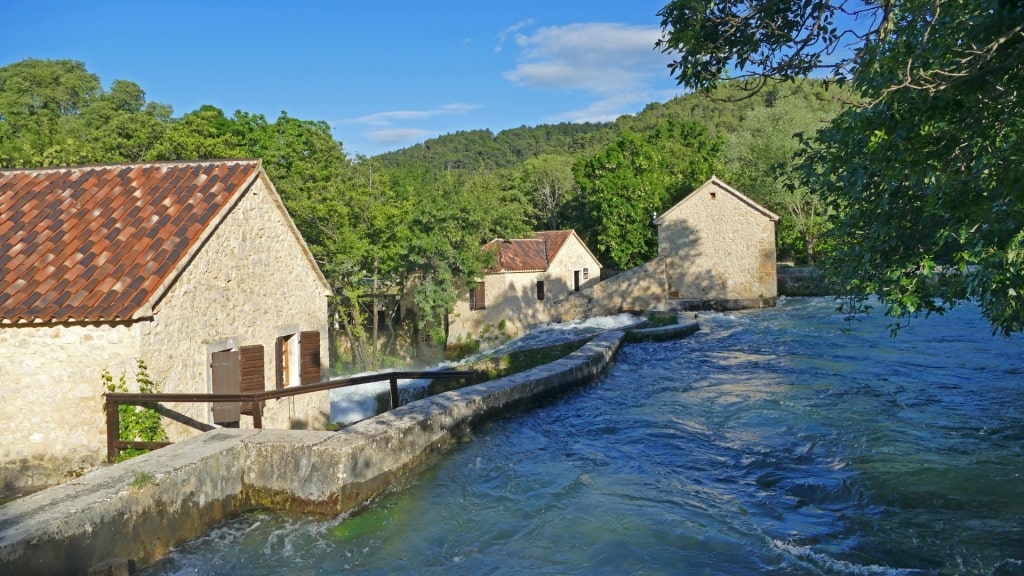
[407,169,529,345]
[0,59,101,166]
[76,80,171,162]
[570,121,721,269]
[150,105,241,160]
[328,157,412,371]
[0,59,174,167]
[515,154,578,229]
[722,89,842,263]
[657,0,1024,334]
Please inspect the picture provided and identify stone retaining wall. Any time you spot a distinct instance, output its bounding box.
[777,266,832,296]
[0,331,625,576]
[625,320,700,343]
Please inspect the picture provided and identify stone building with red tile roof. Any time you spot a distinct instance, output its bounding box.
[448,230,601,345]
[0,160,332,493]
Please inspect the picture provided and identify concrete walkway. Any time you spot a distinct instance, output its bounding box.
[0,331,625,576]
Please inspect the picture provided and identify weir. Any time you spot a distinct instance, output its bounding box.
[0,329,651,575]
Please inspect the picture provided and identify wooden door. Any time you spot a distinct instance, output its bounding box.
[211,349,240,424]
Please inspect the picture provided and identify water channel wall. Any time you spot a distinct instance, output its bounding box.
[0,331,627,576]
[776,265,832,296]
[625,320,700,343]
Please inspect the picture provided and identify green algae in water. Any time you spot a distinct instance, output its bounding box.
[329,500,401,540]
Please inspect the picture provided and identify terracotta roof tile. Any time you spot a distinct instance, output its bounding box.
[483,230,578,273]
[0,160,261,324]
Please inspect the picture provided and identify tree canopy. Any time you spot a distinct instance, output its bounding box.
[657,0,1024,334]
[0,55,864,362]
[568,120,722,270]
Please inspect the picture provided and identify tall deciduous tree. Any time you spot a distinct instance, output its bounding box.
[723,88,842,263]
[407,169,529,345]
[657,0,1024,334]
[0,59,172,167]
[570,120,721,270]
[515,154,578,230]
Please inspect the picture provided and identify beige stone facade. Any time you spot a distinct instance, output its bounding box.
[0,322,145,489]
[142,172,331,437]
[448,231,601,344]
[0,163,331,493]
[590,177,779,315]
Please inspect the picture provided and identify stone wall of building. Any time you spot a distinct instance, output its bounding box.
[0,321,144,492]
[545,237,601,298]
[449,270,551,344]
[587,258,668,316]
[658,184,777,301]
[448,236,602,345]
[0,173,332,494]
[145,173,331,438]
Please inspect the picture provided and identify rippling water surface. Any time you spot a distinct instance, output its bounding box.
[144,298,1024,575]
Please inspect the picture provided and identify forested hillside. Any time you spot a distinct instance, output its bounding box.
[379,80,846,266]
[0,57,845,368]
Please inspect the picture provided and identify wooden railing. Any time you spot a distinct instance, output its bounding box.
[103,370,473,462]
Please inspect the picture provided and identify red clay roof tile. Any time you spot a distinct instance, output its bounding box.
[0,160,261,324]
[483,230,578,273]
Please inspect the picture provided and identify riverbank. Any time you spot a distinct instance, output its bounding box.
[0,331,626,575]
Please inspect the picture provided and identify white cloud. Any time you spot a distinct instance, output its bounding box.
[342,103,481,127]
[365,128,434,146]
[504,22,671,94]
[554,93,652,124]
[495,19,535,53]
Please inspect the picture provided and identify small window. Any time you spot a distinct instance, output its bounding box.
[537,280,545,301]
[470,282,486,310]
[583,267,589,280]
[275,334,299,388]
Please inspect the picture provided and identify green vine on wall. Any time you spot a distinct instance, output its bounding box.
[102,359,168,461]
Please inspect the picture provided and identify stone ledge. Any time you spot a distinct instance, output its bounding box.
[625,320,700,342]
[0,331,625,576]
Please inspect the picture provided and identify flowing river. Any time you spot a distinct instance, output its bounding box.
[143,297,1024,575]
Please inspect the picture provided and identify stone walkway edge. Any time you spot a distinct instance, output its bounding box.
[1,330,639,575]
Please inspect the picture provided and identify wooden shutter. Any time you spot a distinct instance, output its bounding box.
[470,283,486,310]
[300,331,321,385]
[239,345,264,414]
[211,349,240,424]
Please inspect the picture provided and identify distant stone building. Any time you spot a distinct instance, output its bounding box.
[448,230,602,344]
[590,177,779,314]
[0,160,332,493]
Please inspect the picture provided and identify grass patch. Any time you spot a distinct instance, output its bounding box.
[129,470,158,491]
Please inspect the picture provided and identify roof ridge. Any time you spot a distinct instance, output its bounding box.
[0,159,260,174]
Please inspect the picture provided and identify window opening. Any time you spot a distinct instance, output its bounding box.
[469,282,486,310]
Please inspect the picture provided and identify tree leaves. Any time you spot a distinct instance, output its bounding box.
[658,0,1024,334]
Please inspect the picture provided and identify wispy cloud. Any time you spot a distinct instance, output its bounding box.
[365,128,434,146]
[504,22,678,122]
[343,103,481,127]
[495,19,535,53]
[334,102,482,154]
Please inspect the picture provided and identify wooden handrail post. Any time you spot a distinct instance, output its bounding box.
[389,377,400,410]
[105,397,119,463]
[252,404,263,429]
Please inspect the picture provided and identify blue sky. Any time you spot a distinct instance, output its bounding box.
[2,0,687,157]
